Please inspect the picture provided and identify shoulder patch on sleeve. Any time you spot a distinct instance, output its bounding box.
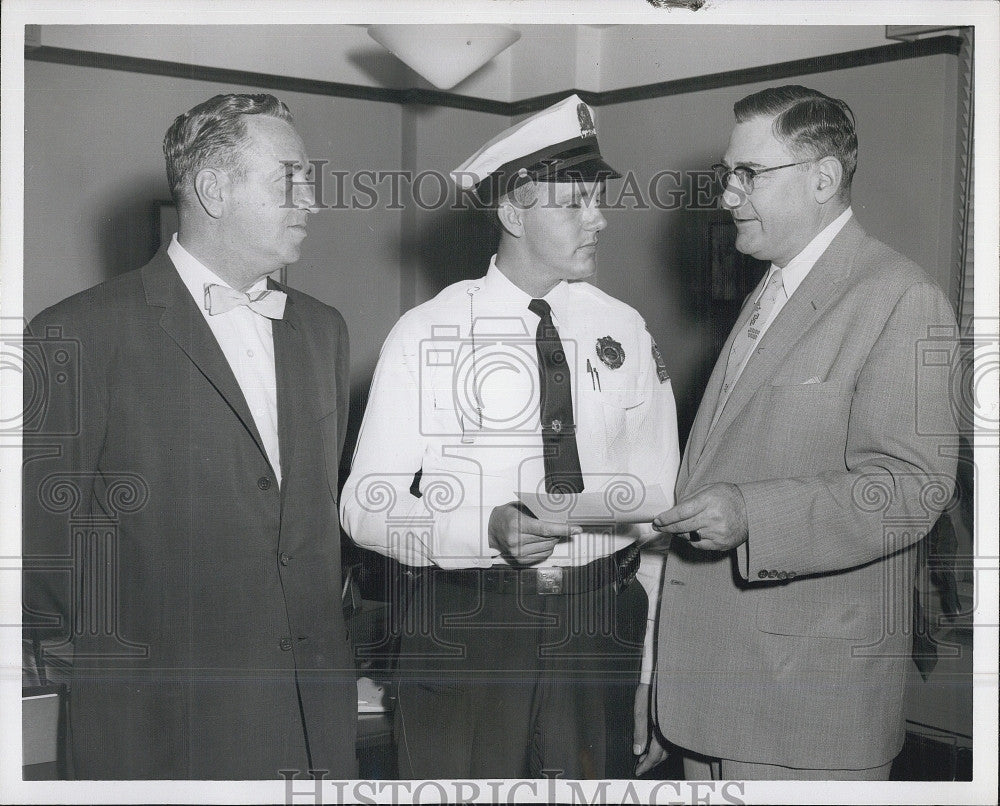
[650,336,670,383]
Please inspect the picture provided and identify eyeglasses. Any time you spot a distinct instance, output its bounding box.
[711,161,811,195]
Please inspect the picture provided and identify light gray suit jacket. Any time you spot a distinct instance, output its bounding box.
[654,217,958,769]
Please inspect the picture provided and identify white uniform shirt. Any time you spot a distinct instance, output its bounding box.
[728,208,853,387]
[341,257,680,680]
[168,234,282,484]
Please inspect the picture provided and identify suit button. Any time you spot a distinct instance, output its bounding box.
[768,570,778,579]
[787,571,796,579]
[257,476,272,491]
[279,638,292,651]
[777,571,787,580]
[757,570,768,579]
[279,552,291,566]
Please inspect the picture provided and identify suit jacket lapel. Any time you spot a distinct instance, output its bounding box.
[270,283,343,505]
[680,290,758,489]
[271,281,307,497]
[141,249,271,469]
[687,219,864,487]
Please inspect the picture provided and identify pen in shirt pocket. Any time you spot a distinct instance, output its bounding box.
[586,358,601,391]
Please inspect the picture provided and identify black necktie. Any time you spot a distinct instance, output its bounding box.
[529,298,584,494]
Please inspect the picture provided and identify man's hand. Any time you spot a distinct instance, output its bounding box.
[488,502,580,566]
[652,483,749,551]
[633,683,670,776]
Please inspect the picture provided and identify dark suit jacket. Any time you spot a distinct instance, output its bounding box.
[654,218,958,769]
[22,248,357,779]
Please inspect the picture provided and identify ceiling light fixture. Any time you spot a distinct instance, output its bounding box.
[368,24,521,90]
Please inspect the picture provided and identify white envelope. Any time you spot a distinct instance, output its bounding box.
[516,482,671,528]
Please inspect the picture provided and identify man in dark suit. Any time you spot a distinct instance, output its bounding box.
[636,86,958,779]
[22,93,356,779]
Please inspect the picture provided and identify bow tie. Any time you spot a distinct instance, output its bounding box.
[204,284,287,319]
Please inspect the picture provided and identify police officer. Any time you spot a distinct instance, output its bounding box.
[341,95,679,779]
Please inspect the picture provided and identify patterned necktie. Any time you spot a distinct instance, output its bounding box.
[204,283,287,319]
[529,298,584,494]
[710,267,784,430]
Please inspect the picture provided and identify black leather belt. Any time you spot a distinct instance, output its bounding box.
[424,543,641,596]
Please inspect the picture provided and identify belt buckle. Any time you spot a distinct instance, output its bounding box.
[536,567,563,595]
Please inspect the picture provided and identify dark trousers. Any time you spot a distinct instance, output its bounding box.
[393,571,646,779]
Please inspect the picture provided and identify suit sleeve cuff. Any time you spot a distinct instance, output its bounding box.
[736,481,798,584]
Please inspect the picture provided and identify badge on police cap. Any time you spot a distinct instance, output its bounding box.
[577,103,596,138]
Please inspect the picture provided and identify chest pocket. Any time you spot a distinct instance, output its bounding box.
[419,363,465,436]
[597,389,645,445]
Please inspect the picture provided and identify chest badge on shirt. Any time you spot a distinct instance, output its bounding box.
[596,336,625,370]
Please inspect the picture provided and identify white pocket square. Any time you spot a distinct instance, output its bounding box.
[801,376,823,385]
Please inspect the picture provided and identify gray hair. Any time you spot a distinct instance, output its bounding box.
[163,93,293,203]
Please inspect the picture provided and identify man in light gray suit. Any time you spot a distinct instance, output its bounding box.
[635,85,958,780]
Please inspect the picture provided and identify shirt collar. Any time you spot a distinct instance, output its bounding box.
[772,207,853,298]
[167,233,268,312]
[482,255,571,313]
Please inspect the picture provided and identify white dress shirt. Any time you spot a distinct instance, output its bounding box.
[168,234,282,484]
[729,207,853,388]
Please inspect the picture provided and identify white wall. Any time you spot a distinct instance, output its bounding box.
[37,24,896,100]
[401,104,509,310]
[38,25,408,90]
[598,24,894,89]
